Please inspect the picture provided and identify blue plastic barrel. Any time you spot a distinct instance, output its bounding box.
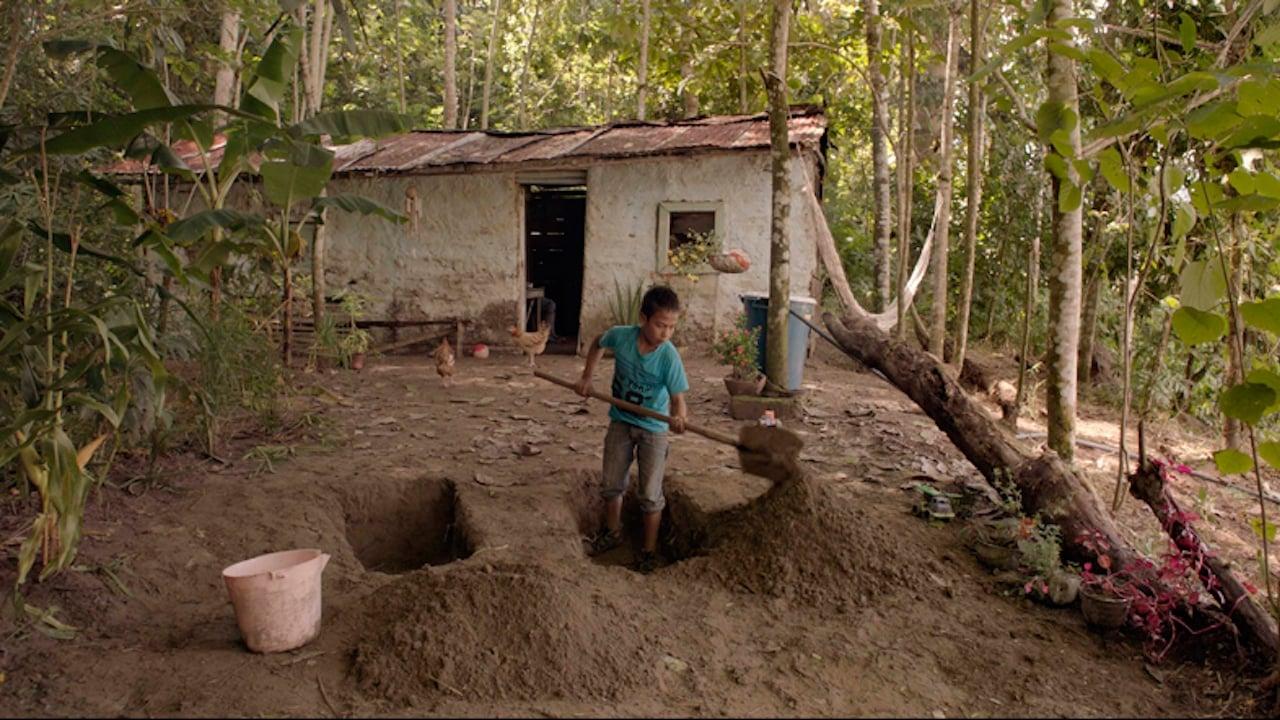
[740,293,817,392]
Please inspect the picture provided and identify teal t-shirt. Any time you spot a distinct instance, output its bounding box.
[600,325,689,433]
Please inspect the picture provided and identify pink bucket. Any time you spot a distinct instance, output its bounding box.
[222,548,331,653]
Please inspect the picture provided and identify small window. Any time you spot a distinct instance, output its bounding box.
[657,201,723,274]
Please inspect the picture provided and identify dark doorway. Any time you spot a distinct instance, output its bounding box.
[524,186,585,348]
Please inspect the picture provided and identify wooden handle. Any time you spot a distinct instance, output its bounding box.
[533,370,740,448]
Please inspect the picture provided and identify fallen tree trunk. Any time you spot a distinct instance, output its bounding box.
[825,310,1135,570]
[824,309,1280,660]
[1128,453,1279,658]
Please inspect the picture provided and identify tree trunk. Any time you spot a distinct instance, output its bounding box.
[637,0,651,121]
[481,0,502,130]
[764,0,792,393]
[394,0,407,114]
[828,308,1279,661]
[443,0,459,128]
[516,0,540,130]
[1128,456,1279,659]
[283,264,294,367]
[737,0,750,113]
[680,22,699,118]
[1224,215,1244,451]
[1010,176,1044,429]
[1044,0,1084,462]
[826,310,1136,570]
[952,0,985,370]
[895,21,915,341]
[865,0,892,313]
[306,0,327,116]
[462,23,478,128]
[1077,249,1104,387]
[927,5,961,359]
[213,10,240,121]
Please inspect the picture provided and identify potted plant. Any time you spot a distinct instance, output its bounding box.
[1077,532,1132,630]
[335,291,372,370]
[339,327,372,370]
[712,313,764,396]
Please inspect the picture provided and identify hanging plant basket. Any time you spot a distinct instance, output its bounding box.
[708,249,751,274]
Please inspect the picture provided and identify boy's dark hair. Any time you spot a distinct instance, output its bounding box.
[641,285,681,317]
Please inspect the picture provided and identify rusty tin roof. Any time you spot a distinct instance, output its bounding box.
[105,108,826,177]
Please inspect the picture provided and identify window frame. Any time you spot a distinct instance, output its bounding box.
[655,200,724,275]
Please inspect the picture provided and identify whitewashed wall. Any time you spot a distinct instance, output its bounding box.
[322,172,521,342]
[317,150,821,350]
[578,151,821,352]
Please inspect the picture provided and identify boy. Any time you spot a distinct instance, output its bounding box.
[574,285,689,573]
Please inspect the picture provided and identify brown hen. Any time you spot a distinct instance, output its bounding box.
[509,322,550,367]
[433,338,456,386]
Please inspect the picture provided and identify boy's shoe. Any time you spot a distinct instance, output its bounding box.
[589,528,623,556]
[633,550,659,574]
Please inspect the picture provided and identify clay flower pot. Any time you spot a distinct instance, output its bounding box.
[350,352,366,371]
[1080,586,1129,629]
[974,540,1020,571]
[724,374,766,397]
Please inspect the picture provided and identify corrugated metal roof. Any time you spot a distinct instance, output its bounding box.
[104,108,825,177]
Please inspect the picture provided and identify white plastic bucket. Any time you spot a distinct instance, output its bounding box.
[222,548,331,653]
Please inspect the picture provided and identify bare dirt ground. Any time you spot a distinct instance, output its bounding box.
[0,342,1272,717]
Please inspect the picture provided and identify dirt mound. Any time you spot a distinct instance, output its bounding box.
[688,475,912,610]
[353,562,651,703]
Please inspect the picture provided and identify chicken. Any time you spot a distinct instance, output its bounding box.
[433,338,456,387]
[509,322,551,368]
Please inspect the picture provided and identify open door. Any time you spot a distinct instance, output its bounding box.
[524,185,585,353]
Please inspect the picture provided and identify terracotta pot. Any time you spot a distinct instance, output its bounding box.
[724,374,766,396]
[1080,587,1129,629]
[974,540,1020,571]
[350,352,366,371]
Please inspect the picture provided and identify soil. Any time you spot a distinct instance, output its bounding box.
[0,343,1271,717]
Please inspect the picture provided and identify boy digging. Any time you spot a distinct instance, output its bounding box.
[574,285,689,573]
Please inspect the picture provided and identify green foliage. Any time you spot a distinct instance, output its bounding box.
[607,278,643,327]
[1219,382,1278,426]
[1212,448,1253,475]
[1171,306,1226,345]
[711,313,762,381]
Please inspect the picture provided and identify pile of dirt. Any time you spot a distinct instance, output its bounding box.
[685,475,913,611]
[353,562,651,704]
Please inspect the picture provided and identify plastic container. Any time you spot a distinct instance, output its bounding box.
[740,293,818,392]
[222,548,330,653]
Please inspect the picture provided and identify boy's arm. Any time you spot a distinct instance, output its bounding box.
[669,393,688,434]
[574,333,605,396]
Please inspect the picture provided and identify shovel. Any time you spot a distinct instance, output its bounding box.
[533,370,804,483]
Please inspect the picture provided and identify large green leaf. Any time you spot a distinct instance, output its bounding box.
[1260,442,1280,472]
[1220,382,1278,426]
[1238,78,1280,117]
[1223,115,1280,150]
[293,110,409,142]
[1240,297,1280,336]
[95,47,175,110]
[1171,306,1227,345]
[1179,258,1227,311]
[1213,448,1253,475]
[1171,203,1196,240]
[1185,101,1242,140]
[312,194,406,223]
[1178,13,1196,53]
[260,141,334,206]
[33,105,217,155]
[1097,147,1127,192]
[240,27,303,122]
[160,209,264,245]
[1248,368,1280,415]
[1255,171,1280,199]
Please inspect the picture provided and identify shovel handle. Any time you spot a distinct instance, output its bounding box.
[533,369,740,448]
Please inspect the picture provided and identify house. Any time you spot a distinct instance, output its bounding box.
[117,108,829,353]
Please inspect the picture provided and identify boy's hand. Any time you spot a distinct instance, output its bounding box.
[573,375,593,397]
[670,415,687,434]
